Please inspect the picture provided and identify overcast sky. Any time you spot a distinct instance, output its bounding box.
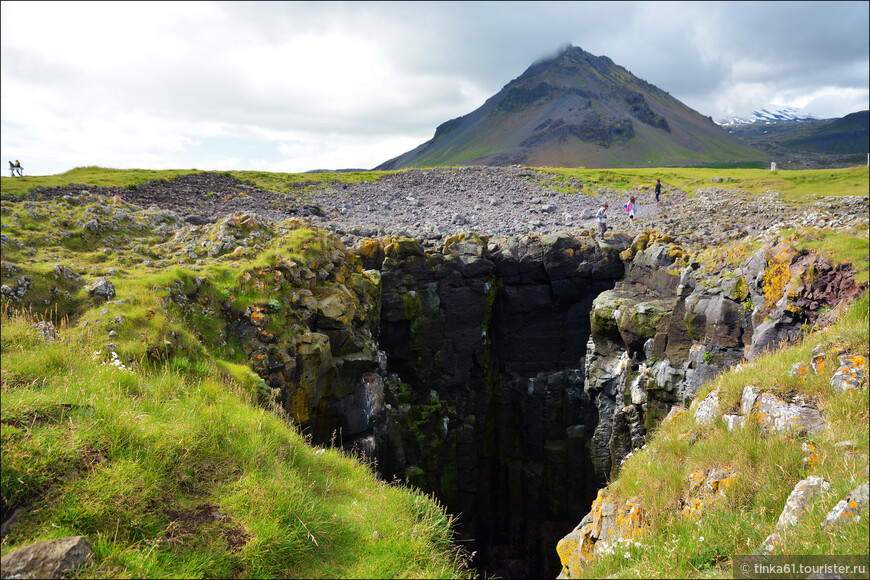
[2,1,868,176]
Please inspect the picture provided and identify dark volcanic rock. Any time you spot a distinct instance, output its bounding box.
[26,172,314,225]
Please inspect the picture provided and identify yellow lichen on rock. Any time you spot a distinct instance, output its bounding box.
[681,466,739,520]
[762,242,797,311]
[557,489,647,577]
[353,238,385,269]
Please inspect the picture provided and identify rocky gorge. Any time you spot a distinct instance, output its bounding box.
[3,169,868,578]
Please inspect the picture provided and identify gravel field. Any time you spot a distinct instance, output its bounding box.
[23,167,869,251]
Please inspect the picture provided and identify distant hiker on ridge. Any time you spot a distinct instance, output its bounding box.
[13,160,23,176]
[596,202,608,238]
[8,161,14,177]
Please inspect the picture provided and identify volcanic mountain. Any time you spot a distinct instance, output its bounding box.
[376,45,764,169]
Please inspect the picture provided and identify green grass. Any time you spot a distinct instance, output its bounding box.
[692,161,767,170]
[228,170,396,197]
[0,167,204,199]
[0,307,473,579]
[573,294,869,579]
[3,165,867,204]
[535,165,869,200]
[0,167,400,201]
[0,185,466,578]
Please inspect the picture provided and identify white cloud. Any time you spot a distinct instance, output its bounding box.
[1,1,868,176]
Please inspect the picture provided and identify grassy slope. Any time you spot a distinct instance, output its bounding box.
[575,294,869,579]
[0,180,470,578]
[1,308,471,578]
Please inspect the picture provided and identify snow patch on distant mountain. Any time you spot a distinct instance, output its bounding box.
[717,107,818,127]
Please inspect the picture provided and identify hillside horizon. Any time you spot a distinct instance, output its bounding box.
[376,45,765,170]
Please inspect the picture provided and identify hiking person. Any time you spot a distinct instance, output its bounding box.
[625,195,636,222]
[596,203,608,238]
[654,179,662,207]
[13,160,23,176]
[8,161,14,177]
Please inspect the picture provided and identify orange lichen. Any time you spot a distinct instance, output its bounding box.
[681,466,738,520]
[762,246,793,311]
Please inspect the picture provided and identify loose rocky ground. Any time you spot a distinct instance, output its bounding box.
[22,167,869,250]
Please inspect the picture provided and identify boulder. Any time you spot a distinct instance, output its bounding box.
[830,354,867,393]
[0,536,92,579]
[756,393,824,435]
[822,482,869,531]
[775,476,831,528]
[693,387,721,425]
[556,490,646,576]
[87,276,116,301]
[681,466,739,520]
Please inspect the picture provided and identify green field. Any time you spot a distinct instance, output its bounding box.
[538,165,870,201]
[2,165,867,202]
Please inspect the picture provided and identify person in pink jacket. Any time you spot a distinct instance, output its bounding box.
[625,195,636,222]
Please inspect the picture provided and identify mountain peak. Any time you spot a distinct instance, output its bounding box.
[376,46,763,170]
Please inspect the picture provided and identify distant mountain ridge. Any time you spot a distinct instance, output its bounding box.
[376,45,763,170]
[725,110,869,163]
[718,107,818,127]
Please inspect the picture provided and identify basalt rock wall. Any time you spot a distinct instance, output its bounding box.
[580,230,858,486]
[367,231,627,578]
[201,223,857,579]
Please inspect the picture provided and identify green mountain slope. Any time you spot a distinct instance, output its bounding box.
[783,110,870,154]
[376,46,764,170]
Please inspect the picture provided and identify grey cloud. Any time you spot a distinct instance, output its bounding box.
[2,1,867,175]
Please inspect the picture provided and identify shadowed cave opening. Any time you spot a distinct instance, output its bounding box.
[373,265,618,579]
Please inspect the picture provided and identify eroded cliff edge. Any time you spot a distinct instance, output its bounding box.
[2,189,864,578]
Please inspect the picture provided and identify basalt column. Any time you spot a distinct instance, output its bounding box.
[372,232,627,579]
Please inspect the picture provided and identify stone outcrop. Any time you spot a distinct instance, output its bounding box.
[150,218,385,451]
[681,466,739,521]
[558,322,867,574]
[822,482,869,531]
[573,226,865,485]
[556,489,646,577]
[758,476,832,554]
[361,225,861,577]
[0,536,92,580]
[583,231,750,482]
[86,276,116,301]
[830,353,867,393]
